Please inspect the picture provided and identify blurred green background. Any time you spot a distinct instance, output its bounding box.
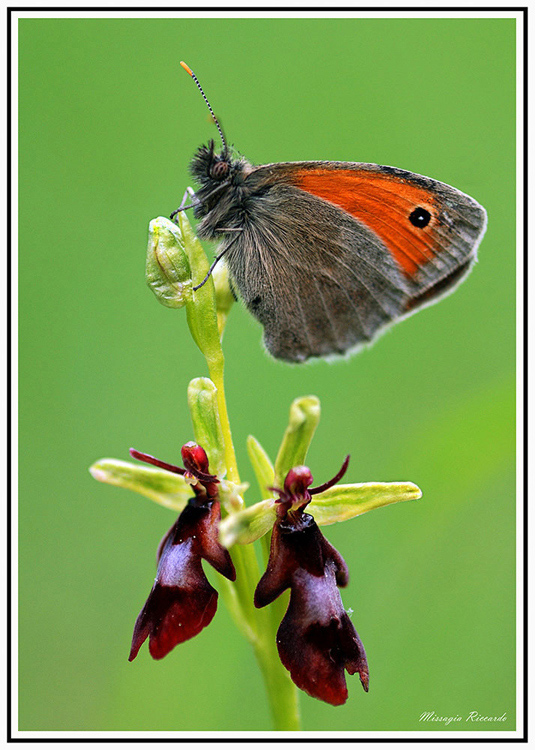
[18,16,516,733]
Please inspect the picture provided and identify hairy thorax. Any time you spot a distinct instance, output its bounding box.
[192,152,255,240]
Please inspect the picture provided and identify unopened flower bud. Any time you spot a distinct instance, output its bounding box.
[187,378,226,478]
[274,396,320,487]
[145,217,192,308]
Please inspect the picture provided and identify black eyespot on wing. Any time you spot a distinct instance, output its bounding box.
[409,207,431,228]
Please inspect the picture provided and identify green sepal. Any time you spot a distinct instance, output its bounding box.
[187,377,226,478]
[145,217,192,308]
[308,481,423,525]
[274,396,320,487]
[89,458,192,512]
[179,213,223,367]
[218,481,422,546]
[247,435,275,500]
[219,498,277,547]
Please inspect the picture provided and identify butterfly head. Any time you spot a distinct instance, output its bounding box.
[190,140,232,186]
[189,140,252,224]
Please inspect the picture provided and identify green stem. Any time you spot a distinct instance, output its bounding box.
[252,619,301,731]
[180,208,301,729]
[205,355,301,730]
[207,356,240,484]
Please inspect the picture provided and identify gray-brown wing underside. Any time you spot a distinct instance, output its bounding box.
[224,183,411,362]
[224,163,486,363]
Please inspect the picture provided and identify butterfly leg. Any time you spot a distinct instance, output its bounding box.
[192,235,240,292]
[170,187,201,221]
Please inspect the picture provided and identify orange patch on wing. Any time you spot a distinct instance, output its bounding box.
[294,169,438,277]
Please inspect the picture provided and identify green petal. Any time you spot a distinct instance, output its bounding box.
[145,217,192,308]
[309,482,423,525]
[89,458,192,512]
[274,396,320,487]
[247,435,275,500]
[188,377,226,478]
[219,499,277,547]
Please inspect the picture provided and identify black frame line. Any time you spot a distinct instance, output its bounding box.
[6,5,527,743]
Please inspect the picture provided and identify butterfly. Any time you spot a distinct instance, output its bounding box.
[173,63,487,364]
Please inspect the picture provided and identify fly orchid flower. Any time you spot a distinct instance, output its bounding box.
[128,442,235,661]
[254,458,369,705]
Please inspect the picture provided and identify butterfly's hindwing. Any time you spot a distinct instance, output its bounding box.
[224,183,409,362]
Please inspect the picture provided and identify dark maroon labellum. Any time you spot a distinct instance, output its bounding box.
[129,497,235,661]
[255,490,368,705]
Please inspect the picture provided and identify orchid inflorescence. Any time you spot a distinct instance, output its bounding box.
[90,214,422,729]
[127,442,368,705]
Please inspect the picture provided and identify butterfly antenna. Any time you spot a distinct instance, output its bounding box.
[181,61,228,153]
